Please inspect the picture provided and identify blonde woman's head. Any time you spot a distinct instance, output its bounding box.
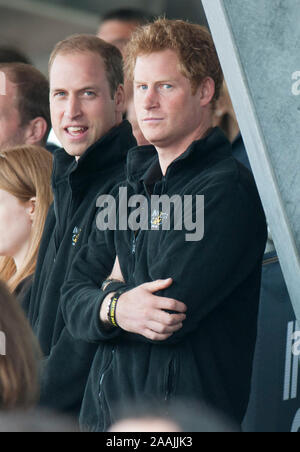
[0,145,52,292]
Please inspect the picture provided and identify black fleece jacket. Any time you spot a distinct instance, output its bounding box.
[61,128,267,431]
[22,120,136,417]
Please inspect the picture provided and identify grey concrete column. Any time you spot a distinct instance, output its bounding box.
[202,0,300,321]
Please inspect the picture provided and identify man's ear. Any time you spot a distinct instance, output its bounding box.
[24,117,48,146]
[26,197,36,223]
[197,77,216,107]
[114,84,126,114]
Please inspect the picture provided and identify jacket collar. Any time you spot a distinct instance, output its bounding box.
[126,127,231,187]
[52,120,136,190]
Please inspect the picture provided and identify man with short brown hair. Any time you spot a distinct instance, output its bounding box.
[23,34,136,417]
[62,19,267,431]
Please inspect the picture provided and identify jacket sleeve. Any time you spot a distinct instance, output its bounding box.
[121,177,267,345]
[39,327,99,415]
[61,221,123,343]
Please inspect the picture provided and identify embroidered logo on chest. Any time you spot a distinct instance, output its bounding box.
[151,209,169,229]
[72,227,82,247]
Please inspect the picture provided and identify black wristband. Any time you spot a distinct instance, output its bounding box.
[107,288,126,328]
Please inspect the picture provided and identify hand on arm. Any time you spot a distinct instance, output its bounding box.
[100,278,187,341]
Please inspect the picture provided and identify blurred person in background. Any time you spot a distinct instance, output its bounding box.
[0,145,53,302]
[213,81,239,143]
[0,281,40,410]
[97,8,152,57]
[98,8,153,145]
[0,63,51,151]
[109,399,239,432]
[0,46,32,65]
[213,81,251,170]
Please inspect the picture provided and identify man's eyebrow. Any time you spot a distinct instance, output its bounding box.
[134,79,176,84]
[50,86,100,93]
[79,86,100,91]
[50,88,65,93]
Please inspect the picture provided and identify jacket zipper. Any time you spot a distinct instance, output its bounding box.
[131,177,166,258]
[98,348,115,429]
[165,357,177,401]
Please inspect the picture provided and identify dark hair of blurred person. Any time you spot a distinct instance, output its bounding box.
[0,46,32,65]
[98,8,153,54]
[0,145,53,298]
[102,8,152,22]
[0,281,40,410]
[0,63,51,148]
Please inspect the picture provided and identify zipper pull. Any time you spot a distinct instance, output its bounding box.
[132,236,136,255]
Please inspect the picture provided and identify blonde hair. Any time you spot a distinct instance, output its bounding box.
[0,280,40,409]
[0,145,53,292]
[125,17,223,100]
